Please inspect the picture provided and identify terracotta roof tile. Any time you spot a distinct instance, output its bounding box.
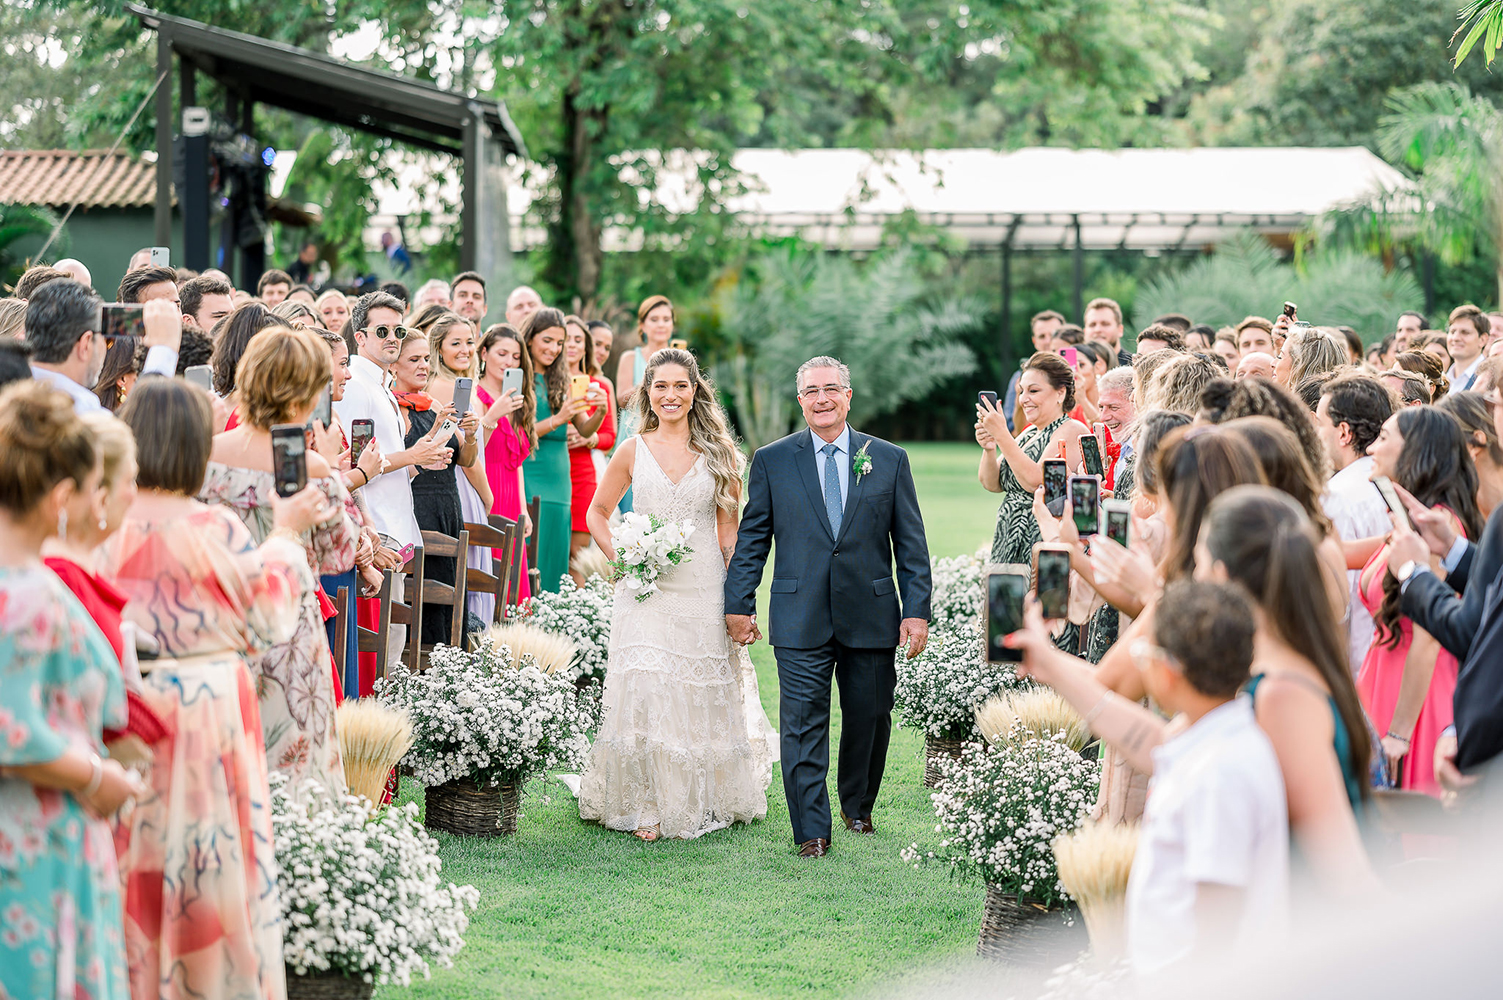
[0,150,157,209]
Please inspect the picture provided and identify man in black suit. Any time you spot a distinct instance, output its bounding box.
[1388,390,1503,795]
[725,356,932,858]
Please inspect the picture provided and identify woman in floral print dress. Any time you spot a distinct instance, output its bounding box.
[199,326,357,792]
[0,382,140,1000]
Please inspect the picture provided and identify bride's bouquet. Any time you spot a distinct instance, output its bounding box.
[610,512,695,602]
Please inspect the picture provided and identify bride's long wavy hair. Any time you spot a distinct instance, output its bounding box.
[634,348,744,510]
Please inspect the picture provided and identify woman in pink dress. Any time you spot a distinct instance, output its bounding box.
[1357,407,1483,796]
[477,323,535,603]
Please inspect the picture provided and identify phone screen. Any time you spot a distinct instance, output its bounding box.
[1374,476,1409,530]
[1071,476,1100,535]
[271,425,308,499]
[1036,548,1071,620]
[1043,460,1068,506]
[184,364,213,392]
[978,390,999,408]
[1105,505,1130,547]
[100,303,146,341]
[501,367,524,398]
[452,377,473,417]
[350,419,375,463]
[1079,434,1104,478]
[986,570,1028,663]
[1283,301,1298,319]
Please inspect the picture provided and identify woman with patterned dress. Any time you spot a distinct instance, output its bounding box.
[975,351,1090,565]
[101,377,331,1000]
[200,327,357,791]
[0,382,140,1000]
[476,323,534,603]
[522,307,605,593]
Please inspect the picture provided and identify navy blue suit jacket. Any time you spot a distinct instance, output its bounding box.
[724,428,931,649]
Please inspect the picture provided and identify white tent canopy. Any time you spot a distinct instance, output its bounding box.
[272,145,1406,255]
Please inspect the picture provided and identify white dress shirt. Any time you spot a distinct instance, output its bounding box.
[1448,353,1484,391]
[334,353,419,548]
[810,424,851,511]
[1126,697,1289,974]
[1321,455,1391,674]
[32,345,178,413]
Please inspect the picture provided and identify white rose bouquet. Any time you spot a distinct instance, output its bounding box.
[272,775,481,986]
[901,729,1100,907]
[609,511,695,602]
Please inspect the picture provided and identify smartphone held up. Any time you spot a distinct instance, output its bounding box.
[985,564,1030,663]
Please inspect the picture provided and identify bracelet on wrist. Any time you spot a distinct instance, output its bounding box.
[82,752,104,797]
[1386,731,1411,745]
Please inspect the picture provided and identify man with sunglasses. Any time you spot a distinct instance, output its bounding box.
[26,278,182,413]
[334,291,456,668]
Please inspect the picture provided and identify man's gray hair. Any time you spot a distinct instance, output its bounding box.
[1098,366,1135,398]
[415,278,451,300]
[796,355,851,392]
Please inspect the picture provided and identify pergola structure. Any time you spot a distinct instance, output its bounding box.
[128,4,525,287]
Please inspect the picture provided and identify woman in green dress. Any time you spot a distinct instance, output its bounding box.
[975,351,1091,565]
[521,307,606,591]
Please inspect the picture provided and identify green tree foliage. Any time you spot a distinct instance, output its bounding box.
[0,203,62,292]
[712,247,979,448]
[1131,232,1421,342]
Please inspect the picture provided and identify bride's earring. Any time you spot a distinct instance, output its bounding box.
[57,508,67,541]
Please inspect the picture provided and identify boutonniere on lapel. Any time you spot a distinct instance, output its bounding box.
[853,441,873,483]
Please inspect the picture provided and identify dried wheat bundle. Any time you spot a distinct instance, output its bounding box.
[975,687,1090,751]
[481,621,580,675]
[337,699,414,809]
[1053,821,1139,960]
[570,545,611,582]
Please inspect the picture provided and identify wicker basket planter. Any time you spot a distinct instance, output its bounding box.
[976,884,1086,966]
[424,775,521,836]
[284,970,374,1000]
[923,735,967,787]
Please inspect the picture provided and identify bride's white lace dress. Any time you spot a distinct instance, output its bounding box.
[578,440,777,838]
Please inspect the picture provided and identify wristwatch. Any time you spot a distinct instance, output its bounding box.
[1395,560,1419,584]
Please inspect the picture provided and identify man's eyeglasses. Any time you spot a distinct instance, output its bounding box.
[368,324,410,341]
[798,384,848,401]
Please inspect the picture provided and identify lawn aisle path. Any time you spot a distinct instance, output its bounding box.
[389,442,1000,999]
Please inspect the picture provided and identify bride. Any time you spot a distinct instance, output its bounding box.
[578,348,777,841]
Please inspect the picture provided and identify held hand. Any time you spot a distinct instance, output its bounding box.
[725,613,760,646]
[458,409,480,435]
[976,396,1012,444]
[210,393,231,434]
[358,561,384,597]
[1380,734,1409,784]
[485,389,524,425]
[974,422,995,449]
[1434,733,1477,803]
[899,618,928,659]
[561,395,592,419]
[1003,598,1062,685]
[356,440,385,484]
[80,758,142,817]
[565,425,587,450]
[271,484,335,536]
[409,431,453,470]
[141,298,183,352]
[1031,486,1063,543]
[1384,521,1429,578]
[1090,535,1160,612]
[1392,483,1458,557]
[1273,311,1293,338]
[309,419,342,465]
[372,544,404,572]
[583,385,606,407]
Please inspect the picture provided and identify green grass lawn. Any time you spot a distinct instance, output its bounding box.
[386,442,1000,999]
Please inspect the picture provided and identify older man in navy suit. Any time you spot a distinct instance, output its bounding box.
[725,356,931,858]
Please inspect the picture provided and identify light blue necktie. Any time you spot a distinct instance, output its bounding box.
[821,442,842,536]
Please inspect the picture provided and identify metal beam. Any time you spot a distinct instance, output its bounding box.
[154,28,173,248]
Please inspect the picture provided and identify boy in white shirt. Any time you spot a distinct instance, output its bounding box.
[1008,579,1289,974]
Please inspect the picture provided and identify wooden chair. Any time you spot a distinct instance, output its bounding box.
[491,514,526,612]
[463,517,516,626]
[333,573,403,690]
[418,528,471,660]
[394,546,427,675]
[526,494,542,597]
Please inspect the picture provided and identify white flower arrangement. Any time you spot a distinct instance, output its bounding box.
[609,511,694,602]
[376,642,592,788]
[272,774,481,986]
[893,624,1028,740]
[900,728,1100,907]
[509,574,613,684]
[928,549,987,632]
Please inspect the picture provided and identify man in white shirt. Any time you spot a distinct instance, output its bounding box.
[333,291,455,667]
[27,279,181,412]
[1447,305,1489,391]
[1315,374,1396,673]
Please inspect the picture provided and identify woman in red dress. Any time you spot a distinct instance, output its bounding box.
[476,323,534,603]
[565,314,616,582]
